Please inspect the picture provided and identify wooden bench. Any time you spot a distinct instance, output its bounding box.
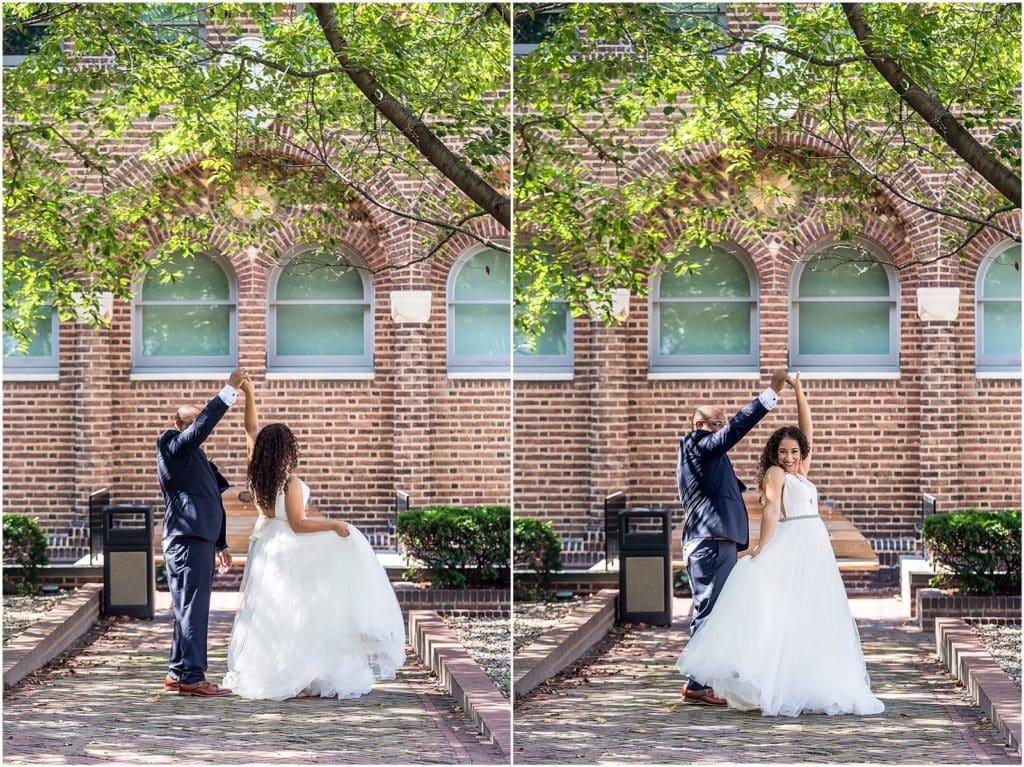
[151,490,260,555]
[671,491,879,572]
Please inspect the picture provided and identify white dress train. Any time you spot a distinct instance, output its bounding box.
[676,472,884,717]
[223,479,406,700]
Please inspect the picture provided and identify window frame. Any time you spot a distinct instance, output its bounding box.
[132,252,239,374]
[976,240,1021,374]
[446,242,511,376]
[266,246,375,374]
[649,242,760,374]
[789,238,900,373]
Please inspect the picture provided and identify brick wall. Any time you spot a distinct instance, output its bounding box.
[2,16,511,563]
[514,188,1021,583]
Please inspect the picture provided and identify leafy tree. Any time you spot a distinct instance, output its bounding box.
[3,2,510,346]
[514,3,1021,334]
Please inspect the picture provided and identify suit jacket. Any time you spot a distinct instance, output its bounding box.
[677,396,769,552]
[156,394,230,550]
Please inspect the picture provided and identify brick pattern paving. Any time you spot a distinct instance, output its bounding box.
[513,617,1020,764]
[2,608,503,764]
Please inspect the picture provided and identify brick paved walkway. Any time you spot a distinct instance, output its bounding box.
[514,599,1019,764]
[3,600,503,764]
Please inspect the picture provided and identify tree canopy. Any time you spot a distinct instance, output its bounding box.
[3,2,510,346]
[513,2,1021,335]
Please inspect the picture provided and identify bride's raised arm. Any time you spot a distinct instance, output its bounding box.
[789,372,813,475]
[240,376,259,460]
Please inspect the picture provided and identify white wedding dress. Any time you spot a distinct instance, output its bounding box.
[676,472,884,717]
[222,479,406,700]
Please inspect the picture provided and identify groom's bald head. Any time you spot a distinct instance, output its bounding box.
[174,405,200,431]
[692,406,726,432]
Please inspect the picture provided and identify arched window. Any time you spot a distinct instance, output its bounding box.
[447,245,511,375]
[267,248,373,372]
[976,241,1021,373]
[791,240,899,372]
[3,257,59,376]
[650,244,759,372]
[133,251,238,372]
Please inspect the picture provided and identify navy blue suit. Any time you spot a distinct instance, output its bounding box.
[678,396,769,686]
[156,394,231,684]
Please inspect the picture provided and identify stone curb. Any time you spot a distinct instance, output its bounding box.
[935,617,1022,752]
[3,583,103,688]
[512,589,617,699]
[408,610,511,756]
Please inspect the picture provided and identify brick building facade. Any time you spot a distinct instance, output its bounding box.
[512,7,1022,585]
[2,12,511,563]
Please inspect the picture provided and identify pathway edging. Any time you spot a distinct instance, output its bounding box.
[513,589,617,698]
[3,583,103,687]
[935,616,1022,752]
[408,610,511,756]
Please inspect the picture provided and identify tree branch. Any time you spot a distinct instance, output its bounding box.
[311,3,510,231]
[842,2,1021,208]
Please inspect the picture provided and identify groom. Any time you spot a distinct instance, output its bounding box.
[156,367,247,697]
[677,369,788,705]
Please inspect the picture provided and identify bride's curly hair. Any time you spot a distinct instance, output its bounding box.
[248,423,299,513]
[755,426,811,496]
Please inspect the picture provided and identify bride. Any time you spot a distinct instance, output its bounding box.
[222,378,406,700]
[676,374,884,717]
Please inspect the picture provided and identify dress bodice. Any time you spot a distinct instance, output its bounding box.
[782,472,819,520]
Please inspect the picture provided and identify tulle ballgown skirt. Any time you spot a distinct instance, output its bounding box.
[223,519,406,701]
[676,517,884,717]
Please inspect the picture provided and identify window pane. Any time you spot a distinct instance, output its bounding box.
[799,301,889,355]
[982,245,1021,299]
[277,257,364,301]
[516,308,568,356]
[453,249,510,301]
[659,302,751,355]
[983,302,1022,357]
[799,248,890,298]
[277,305,364,357]
[3,22,48,57]
[453,305,510,357]
[513,10,563,46]
[3,311,52,357]
[661,246,750,298]
[142,305,230,356]
[663,3,726,32]
[143,254,229,301]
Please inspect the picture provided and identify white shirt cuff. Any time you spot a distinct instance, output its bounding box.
[758,387,779,411]
[218,385,239,406]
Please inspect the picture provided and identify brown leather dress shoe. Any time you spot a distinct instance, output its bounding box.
[178,680,232,697]
[681,682,727,706]
[164,675,180,690]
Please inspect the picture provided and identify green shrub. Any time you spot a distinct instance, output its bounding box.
[397,505,510,588]
[513,517,562,591]
[922,509,1021,595]
[3,514,49,593]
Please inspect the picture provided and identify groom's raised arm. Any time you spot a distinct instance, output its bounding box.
[163,395,232,459]
[695,370,788,459]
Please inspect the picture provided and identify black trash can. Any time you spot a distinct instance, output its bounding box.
[617,507,672,626]
[102,504,155,619]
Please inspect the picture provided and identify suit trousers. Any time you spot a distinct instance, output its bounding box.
[163,536,215,684]
[684,538,738,688]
